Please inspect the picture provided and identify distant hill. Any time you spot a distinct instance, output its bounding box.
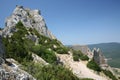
[88,42,120,68]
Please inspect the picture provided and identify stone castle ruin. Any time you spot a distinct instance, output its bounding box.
[70,45,108,69]
[93,48,108,69]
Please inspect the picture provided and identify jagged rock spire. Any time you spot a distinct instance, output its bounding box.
[2,5,56,39]
[93,48,108,69]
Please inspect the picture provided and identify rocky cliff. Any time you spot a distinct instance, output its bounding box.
[2,5,55,39]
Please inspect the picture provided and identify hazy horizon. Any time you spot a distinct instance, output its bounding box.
[0,0,120,45]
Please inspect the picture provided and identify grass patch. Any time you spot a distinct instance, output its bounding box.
[73,50,89,61]
[102,69,117,80]
[87,59,101,72]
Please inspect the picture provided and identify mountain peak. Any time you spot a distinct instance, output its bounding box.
[2,5,55,39]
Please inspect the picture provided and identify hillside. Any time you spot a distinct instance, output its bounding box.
[0,6,118,80]
[88,42,120,68]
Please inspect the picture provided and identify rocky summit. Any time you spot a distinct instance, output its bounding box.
[2,5,55,39]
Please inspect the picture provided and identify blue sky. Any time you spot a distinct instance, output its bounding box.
[0,0,120,45]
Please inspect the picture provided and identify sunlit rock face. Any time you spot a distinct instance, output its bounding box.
[93,48,108,69]
[70,45,93,58]
[2,5,55,39]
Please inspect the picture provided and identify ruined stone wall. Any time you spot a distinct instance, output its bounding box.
[93,48,108,69]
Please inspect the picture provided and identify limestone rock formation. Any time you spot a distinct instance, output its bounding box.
[70,45,93,58]
[2,5,55,39]
[93,48,108,69]
[0,59,36,80]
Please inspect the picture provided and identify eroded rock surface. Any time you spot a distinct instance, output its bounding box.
[2,5,55,39]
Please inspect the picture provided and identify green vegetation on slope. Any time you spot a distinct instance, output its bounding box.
[2,21,33,63]
[2,21,70,64]
[23,63,80,80]
[32,45,57,64]
[72,50,89,61]
[102,69,117,80]
[87,59,101,72]
[2,21,98,80]
[87,59,117,80]
[23,62,93,80]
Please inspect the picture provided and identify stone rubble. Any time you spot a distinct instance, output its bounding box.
[0,58,36,80]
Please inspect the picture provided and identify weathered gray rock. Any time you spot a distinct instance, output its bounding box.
[0,58,36,80]
[2,5,56,39]
[70,45,93,58]
[93,48,108,69]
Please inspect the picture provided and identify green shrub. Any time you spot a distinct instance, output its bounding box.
[72,50,81,61]
[56,47,69,54]
[2,22,33,63]
[32,45,57,64]
[80,55,89,61]
[80,78,93,80]
[24,63,80,80]
[73,50,89,61]
[87,59,101,72]
[16,21,24,27]
[73,55,80,61]
[102,70,117,80]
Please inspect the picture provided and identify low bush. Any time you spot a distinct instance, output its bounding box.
[80,55,89,61]
[73,50,89,61]
[102,70,117,80]
[87,59,101,72]
[32,45,57,64]
[80,78,93,80]
[2,22,33,63]
[56,47,69,54]
[23,63,80,80]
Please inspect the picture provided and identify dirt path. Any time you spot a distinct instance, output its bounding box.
[56,53,108,80]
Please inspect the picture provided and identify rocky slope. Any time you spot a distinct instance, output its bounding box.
[0,6,118,80]
[56,53,110,80]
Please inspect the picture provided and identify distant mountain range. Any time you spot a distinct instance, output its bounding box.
[88,42,120,68]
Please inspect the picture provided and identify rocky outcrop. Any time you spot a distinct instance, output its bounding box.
[2,5,55,39]
[0,58,36,80]
[70,45,93,58]
[32,53,48,65]
[93,48,108,69]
